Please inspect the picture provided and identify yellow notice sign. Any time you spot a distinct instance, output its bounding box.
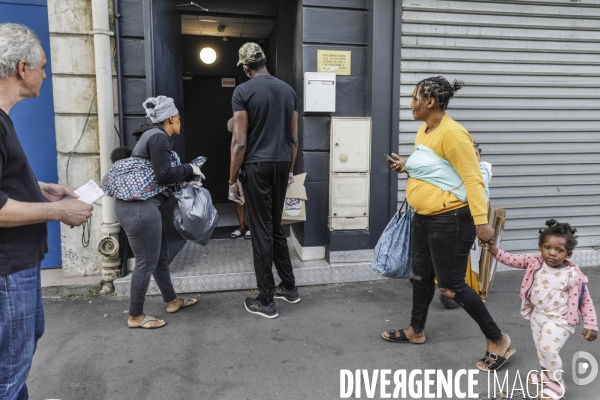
[317,50,351,76]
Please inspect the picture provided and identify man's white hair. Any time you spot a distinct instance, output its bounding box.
[0,23,42,79]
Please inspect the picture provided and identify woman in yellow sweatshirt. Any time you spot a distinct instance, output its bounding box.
[382,76,515,371]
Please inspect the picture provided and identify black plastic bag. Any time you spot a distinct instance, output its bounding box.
[173,156,218,246]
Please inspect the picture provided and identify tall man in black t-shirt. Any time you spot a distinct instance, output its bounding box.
[229,43,299,319]
[0,23,93,399]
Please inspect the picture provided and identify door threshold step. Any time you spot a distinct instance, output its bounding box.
[114,238,383,296]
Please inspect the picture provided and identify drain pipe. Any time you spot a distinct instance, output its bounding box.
[113,0,131,279]
[91,0,121,291]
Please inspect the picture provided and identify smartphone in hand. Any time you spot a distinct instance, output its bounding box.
[384,153,395,163]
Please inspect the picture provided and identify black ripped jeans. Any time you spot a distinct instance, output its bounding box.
[409,206,502,342]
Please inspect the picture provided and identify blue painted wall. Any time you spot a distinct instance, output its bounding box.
[1,0,62,268]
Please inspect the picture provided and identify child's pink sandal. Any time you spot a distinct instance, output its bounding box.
[527,372,542,385]
[536,376,565,399]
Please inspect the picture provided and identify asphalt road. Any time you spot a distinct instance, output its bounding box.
[30,269,600,400]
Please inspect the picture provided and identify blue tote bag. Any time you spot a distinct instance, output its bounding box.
[371,199,413,279]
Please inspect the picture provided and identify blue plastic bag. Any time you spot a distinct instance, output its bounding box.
[371,200,412,279]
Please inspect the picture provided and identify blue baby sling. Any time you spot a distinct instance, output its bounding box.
[405,144,467,202]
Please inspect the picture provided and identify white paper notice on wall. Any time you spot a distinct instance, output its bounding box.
[62,180,105,204]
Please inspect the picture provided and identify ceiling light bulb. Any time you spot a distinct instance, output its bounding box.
[200,47,217,64]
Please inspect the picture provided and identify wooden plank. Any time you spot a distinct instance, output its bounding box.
[487,209,506,293]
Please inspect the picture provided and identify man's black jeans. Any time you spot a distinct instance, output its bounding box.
[241,162,296,302]
[409,205,502,342]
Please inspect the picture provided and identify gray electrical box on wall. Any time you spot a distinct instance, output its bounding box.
[329,117,371,231]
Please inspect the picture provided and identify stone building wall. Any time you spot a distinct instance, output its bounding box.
[47,0,118,277]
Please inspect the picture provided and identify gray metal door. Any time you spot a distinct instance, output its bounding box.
[398,0,600,254]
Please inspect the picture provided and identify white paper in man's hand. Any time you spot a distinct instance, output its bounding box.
[62,180,105,204]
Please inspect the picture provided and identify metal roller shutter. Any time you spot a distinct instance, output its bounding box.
[398,0,600,254]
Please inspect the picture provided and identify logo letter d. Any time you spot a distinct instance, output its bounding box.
[572,351,599,386]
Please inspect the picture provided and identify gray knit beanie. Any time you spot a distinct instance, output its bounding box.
[143,96,179,123]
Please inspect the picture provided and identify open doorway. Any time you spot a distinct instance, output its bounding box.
[180,15,276,237]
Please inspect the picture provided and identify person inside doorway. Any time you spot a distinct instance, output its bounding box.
[226,117,250,240]
[228,42,300,319]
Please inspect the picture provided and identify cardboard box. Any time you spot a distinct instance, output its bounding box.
[282,173,308,224]
[477,206,506,299]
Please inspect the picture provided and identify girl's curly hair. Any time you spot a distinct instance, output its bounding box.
[538,219,578,251]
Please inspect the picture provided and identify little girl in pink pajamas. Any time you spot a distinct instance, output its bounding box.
[483,219,597,399]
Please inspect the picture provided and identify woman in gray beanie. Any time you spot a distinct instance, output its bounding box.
[115,96,203,329]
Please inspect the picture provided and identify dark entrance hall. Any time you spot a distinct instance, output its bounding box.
[180,13,281,232]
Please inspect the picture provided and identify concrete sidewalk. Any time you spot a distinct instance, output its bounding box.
[41,268,102,297]
[30,269,600,400]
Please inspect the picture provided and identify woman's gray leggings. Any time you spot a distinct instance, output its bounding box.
[114,198,177,316]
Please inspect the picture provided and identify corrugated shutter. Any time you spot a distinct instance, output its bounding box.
[398,0,600,252]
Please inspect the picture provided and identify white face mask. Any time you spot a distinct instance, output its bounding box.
[244,67,251,79]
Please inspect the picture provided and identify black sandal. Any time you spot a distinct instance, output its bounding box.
[381,329,425,344]
[476,348,516,371]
